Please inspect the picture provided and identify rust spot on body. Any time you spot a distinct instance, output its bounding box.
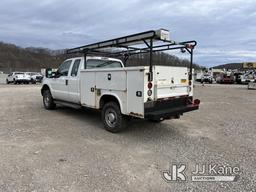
[129,112,143,118]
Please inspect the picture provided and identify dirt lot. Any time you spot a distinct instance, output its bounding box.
[0,84,255,192]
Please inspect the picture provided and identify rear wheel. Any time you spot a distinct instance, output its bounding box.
[43,89,56,110]
[101,102,127,133]
[6,79,9,84]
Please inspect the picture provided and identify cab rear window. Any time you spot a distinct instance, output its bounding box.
[86,59,122,69]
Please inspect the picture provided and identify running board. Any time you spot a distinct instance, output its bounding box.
[54,100,82,109]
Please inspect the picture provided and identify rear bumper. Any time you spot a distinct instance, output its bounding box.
[144,96,199,120]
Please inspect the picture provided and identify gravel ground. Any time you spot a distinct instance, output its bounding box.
[0,84,255,192]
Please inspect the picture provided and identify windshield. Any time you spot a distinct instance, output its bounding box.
[87,59,122,69]
[15,72,24,75]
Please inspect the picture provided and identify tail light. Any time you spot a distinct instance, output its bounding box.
[147,82,153,89]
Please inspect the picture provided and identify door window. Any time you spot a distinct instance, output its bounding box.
[57,60,72,76]
[71,59,81,77]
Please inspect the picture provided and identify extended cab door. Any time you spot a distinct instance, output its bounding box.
[50,60,72,101]
[67,58,82,104]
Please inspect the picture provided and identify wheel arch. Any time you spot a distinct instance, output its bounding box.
[41,84,51,96]
[99,94,125,114]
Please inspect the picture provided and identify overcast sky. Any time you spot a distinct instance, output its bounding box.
[0,0,256,67]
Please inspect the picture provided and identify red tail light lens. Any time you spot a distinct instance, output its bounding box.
[148,82,153,89]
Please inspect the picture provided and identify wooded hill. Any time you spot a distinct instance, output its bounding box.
[0,41,201,73]
[0,42,65,73]
[213,63,243,69]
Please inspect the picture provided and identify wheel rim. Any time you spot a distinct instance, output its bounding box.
[43,94,50,107]
[105,108,117,128]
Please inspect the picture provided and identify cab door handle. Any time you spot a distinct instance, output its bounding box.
[65,79,68,85]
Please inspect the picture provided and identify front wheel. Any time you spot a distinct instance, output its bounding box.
[101,102,127,133]
[43,90,56,110]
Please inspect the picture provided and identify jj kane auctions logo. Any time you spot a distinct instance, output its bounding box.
[163,163,240,182]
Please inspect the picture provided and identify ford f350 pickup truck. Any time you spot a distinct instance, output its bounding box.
[41,29,200,132]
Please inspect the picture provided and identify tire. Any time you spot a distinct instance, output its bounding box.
[43,89,56,110]
[101,101,127,133]
[6,79,9,84]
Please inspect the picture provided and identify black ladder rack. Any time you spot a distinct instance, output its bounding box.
[66,29,197,81]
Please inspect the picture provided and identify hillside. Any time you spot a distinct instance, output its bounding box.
[213,63,243,69]
[0,42,65,73]
[0,42,201,73]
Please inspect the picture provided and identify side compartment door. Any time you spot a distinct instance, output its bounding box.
[50,60,72,101]
[127,70,145,117]
[68,59,81,104]
[80,71,96,108]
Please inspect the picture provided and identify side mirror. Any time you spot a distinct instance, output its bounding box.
[52,72,56,78]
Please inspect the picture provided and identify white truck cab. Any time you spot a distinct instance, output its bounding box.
[43,56,124,104]
[41,29,200,132]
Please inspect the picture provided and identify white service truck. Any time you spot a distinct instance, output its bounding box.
[41,29,200,132]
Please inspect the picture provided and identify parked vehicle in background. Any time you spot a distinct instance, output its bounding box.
[201,74,213,84]
[241,71,256,84]
[6,72,31,84]
[234,72,243,84]
[26,72,43,83]
[41,29,200,133]
[195,71,203,82]
[216,71,235,84]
